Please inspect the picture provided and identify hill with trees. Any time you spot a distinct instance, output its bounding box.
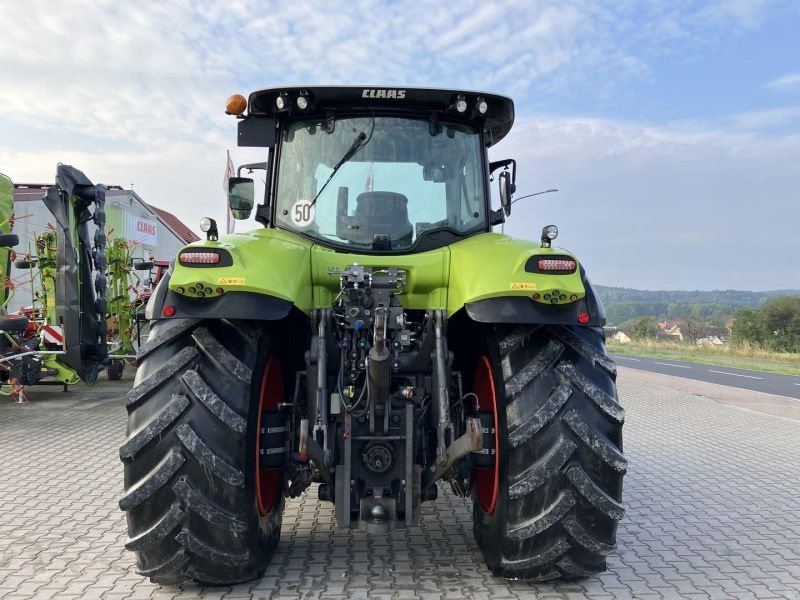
[595,286,800,327]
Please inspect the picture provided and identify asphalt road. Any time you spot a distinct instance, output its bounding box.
[611,353,800,400]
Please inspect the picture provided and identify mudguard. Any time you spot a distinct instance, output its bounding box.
[464,267,606,327]
[43,165,108,384]
[165,228,314,317]
[448,233,604,326]
[146,271,293,321]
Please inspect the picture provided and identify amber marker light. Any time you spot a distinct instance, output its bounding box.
[225,94,247,115]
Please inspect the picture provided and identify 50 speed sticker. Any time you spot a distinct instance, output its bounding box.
[291,200,315,228]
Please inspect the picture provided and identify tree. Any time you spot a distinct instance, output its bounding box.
[760,296,800,352]
[629,317,658,340]
[731,297,800,352]
[682,318,710,343]
[731,308,763,347]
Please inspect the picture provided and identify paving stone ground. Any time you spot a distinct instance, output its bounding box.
[1,370,799,599]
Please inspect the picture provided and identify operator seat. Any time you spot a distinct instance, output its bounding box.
[352,192,413,247]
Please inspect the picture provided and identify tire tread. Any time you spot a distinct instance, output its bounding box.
[181,369,247,433]
[119,394,190,462]
[192,327,252,385]
[119,449,185,511]
[175,423,245,487]
[121,319,282,585]
[125,347,199,409]
[473,325,624,581]
[124,503,184,551]
[172,479,247,533]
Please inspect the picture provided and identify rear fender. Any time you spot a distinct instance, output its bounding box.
[448,233,605,327]
[463,267,606,327]
[164,228,313,315]
[146,271,293,321]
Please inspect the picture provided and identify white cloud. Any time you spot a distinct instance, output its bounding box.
[699,0,769,29]
[730,107,800,130]
[767,72,800,91]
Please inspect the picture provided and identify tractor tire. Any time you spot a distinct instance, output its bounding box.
[108,359,125,381]
[119,318,284,585]
[471,324,626,581]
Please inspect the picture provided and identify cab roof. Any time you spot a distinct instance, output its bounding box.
[246,86,515,146]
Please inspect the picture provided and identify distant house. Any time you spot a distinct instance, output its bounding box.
[611,331,631,344]
[697,336,724,346]
[664,324,683,341]
[654,322,683,341]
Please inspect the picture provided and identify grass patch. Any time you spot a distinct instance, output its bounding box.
[608,339,800,376]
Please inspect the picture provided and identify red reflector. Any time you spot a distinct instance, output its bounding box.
[163,305,176,317]
[538,259,576,271]
[577,311,590,324]
[180,251,220,264]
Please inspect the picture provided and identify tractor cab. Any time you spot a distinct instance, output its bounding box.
[226,86,516,253]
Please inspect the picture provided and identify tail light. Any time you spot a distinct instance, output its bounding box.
[180,251,219,264]
[524,254,577,274]
[178,248,232,267]
[537,259,577,272]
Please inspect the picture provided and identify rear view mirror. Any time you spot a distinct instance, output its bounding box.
[498,171,516,216]
[228,177,255,219]
[133,260,154,271]
[491,159,517,217]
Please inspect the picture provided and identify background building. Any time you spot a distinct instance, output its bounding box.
[10,183,199,312]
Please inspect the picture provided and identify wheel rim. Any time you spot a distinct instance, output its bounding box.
[473,355,499,515]
[256,356,283,516]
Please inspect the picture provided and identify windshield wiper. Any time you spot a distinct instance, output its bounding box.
[310,131,368,208]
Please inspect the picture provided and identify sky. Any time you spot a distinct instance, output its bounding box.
[0,0,798,290]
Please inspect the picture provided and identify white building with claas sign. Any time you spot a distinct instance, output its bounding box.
[9,183,199,312]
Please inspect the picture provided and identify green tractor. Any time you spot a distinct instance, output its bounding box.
[120,87,625,585]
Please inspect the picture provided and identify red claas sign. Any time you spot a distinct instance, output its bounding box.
[137,221,156,236]
[128,216,158,246]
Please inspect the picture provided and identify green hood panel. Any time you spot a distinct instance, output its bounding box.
[169,229,586,317]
